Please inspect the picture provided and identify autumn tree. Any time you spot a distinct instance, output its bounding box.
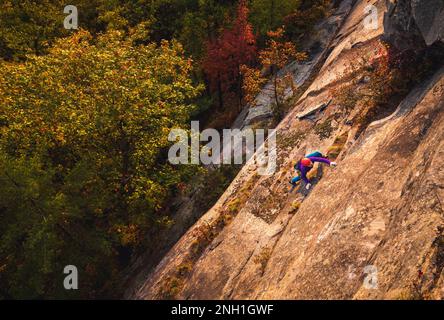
[0,28,202,299]
[203,0,257,110]
[239,65,267,104]
[242,27,307,120]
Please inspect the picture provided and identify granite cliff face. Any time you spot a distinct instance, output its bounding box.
[384,0,444,48]
[127,0,444,299]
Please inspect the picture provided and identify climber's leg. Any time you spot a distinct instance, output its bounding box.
[289,176,301,192]
[290,176,301,185]
[305,151,324,158]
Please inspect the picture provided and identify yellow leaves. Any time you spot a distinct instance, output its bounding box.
[114,224,140,246]
[241,27,306,117]
[0,28,202,268]
[240,64,267,104]
[55,131,66,145]
[266,27,285,39]
[259,26,306,69]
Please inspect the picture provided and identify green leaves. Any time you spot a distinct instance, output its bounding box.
[0,29,202,298]
[0,0,69,59]
[250,0,301,39]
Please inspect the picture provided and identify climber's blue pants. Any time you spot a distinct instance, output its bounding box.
[290,176,301,185]
[305,151,323,158]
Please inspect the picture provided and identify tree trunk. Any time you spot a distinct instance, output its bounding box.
[270,0,276,28]
[118,120,131,214]
[273,69,281,110]
[217,72,224,110]
[238,65,243,111]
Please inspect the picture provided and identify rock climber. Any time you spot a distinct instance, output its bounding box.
[290,151,337,191]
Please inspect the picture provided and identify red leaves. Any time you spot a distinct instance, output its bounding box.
[202,0,257,95]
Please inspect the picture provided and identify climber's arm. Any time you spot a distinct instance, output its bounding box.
[309,156,331,165]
